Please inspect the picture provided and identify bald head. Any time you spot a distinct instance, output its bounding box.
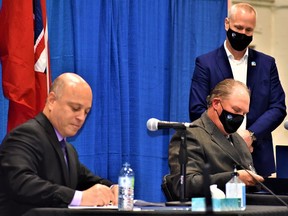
[43,72,93,137]
[49,73,91,99]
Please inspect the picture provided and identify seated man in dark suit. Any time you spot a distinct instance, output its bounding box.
[0,73,118,216]
[167,79,264,200]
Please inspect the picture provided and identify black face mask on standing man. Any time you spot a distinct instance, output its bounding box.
[226,28,253,51]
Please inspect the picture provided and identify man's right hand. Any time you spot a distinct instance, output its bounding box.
[81,184,116,206]
[237,170,264,186]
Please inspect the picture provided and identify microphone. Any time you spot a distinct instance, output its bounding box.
[284,120,288,130]
[146,118,193,131]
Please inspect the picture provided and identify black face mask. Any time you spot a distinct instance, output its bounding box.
[226,28,252,51]
[218,103,244,134]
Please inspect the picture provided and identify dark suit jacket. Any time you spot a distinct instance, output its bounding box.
[189,45,286,176]
[168,112,254,199]
[0,113,113,216]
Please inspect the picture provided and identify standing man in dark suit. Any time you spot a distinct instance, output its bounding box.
[169,79,264,199]
[189,3,286,177]
[0,73,118,216]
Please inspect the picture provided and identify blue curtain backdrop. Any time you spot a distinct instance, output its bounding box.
[0,0,227,202]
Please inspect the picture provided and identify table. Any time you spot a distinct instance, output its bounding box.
[247,193,288,206]
[23,193,288,216]
[23,205,288,216]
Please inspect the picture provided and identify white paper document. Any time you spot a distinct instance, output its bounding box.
[68,205,118,210]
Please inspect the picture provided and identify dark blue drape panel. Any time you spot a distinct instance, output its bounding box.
[170,0,226,122]
[0,0,226,202]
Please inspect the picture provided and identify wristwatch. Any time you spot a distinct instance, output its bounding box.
[248,130,257,142]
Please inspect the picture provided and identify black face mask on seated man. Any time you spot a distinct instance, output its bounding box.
[218,103,244,134]
[227,28,253,51]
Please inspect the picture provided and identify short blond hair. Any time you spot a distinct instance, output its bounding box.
[228,3,257,19]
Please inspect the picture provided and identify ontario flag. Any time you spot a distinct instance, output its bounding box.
[0,0,51,132]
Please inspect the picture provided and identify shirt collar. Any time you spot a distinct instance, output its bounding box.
[54,128,65,142]
[224,40,249,61]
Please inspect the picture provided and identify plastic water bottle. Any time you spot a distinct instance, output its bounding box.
[225,168,246,210]
[118,162,134,211]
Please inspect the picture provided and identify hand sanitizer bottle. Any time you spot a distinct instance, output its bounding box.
[225,167,246,210]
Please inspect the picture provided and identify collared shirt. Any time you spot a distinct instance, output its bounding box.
[54,128,82,206]
[54,129,64,143]
[224,41,248,130]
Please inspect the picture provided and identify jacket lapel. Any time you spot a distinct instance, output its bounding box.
[217,45,234,79]
[211,131,241,164]
[247,49,257,92]
[35,113,71,186]
[200,113,242,165]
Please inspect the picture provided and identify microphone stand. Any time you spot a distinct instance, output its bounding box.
[179,128,188,203]
[166,126,191,206]
[166,126,213,211]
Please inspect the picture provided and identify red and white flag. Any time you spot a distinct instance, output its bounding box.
[0,0,51,132]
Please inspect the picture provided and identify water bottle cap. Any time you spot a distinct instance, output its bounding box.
[123,162,130,167]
